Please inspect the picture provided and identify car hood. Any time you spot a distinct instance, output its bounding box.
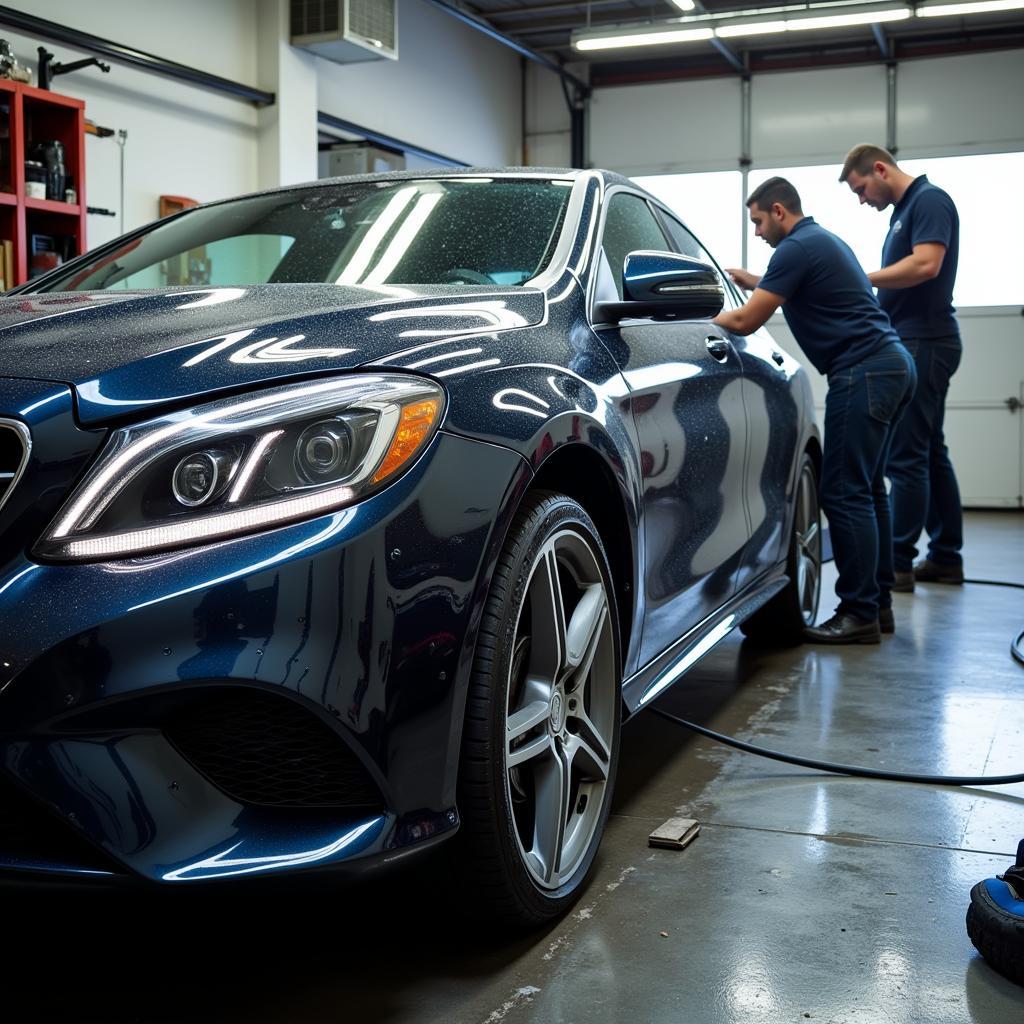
[0,284,546,426]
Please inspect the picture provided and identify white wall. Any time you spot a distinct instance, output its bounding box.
[590,74,743,175]
[4,0,261,249]
[316,0,523,167]
[525,61,573,169]
[898,50,1024,159]
[750,64,886,169]
[577,48,1024,175]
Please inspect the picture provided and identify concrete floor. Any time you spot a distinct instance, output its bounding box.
[7,511,1023,1022]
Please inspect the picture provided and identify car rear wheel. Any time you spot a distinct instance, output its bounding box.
[741,452,821,645]
[456,491,621,926]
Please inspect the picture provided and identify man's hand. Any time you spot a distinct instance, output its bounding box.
[725,267,761,291]
[713,287,784,337]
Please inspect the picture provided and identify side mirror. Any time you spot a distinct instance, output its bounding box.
[594,251,725,325]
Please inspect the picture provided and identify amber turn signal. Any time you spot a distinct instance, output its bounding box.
[373,398,442,483]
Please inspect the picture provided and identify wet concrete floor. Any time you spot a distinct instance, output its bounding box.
[6,512,1022,1022]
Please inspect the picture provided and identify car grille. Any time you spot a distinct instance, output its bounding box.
[0,773,124,875]
[165,689,384,810]
[0,420,30,516]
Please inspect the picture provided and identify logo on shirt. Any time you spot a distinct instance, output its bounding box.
[891,220,903,234]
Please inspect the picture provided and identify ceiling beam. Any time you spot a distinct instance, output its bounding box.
[498,10,661,36]
[709,36,745,74]
[488,0,650,20]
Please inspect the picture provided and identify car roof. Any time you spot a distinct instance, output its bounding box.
[197,167,639,209]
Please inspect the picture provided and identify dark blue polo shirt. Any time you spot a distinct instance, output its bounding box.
[878,175,959,339]
[758,217,900,377]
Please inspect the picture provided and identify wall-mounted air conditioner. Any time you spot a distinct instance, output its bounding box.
[291,0,398,64]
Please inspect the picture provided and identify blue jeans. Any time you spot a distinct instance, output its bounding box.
[822,345,917,622]
[886,334,964,570]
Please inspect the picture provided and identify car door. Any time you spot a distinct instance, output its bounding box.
[591,191,749,667]
[652,209,802,591]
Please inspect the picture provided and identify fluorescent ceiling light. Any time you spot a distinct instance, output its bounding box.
[787,8,912,30]
[715,20,789,38]
[917,0,1024,15]
[573,27,714,52]
[574,0,1016,54]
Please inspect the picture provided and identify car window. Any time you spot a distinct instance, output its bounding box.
[34,179,574,292]
[600,194,670,300]
[656,210,744,309]
[98,234,296,290]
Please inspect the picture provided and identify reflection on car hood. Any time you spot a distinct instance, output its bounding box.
[0,284,546,425]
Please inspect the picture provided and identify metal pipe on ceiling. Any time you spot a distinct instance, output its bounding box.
[0,4,274,106]
[423,0,590,94]
[317,111,469,168]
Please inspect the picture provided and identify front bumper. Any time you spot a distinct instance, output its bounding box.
[0,378,530,883]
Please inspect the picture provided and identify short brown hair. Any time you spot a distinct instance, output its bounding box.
[840,143,898,182]
[746,176,803,215]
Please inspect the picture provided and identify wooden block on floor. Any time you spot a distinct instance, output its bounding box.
[648,817,700,850]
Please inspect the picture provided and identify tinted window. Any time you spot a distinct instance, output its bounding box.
[657,214,714,264]
[600,194,669,299]
[658,210,743,308]
[35,179,574,292]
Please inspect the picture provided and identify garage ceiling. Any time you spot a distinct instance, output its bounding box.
[458,1,1024,85]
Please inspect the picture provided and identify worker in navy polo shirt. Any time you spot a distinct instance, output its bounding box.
[840,144,964,592]
[718,177,915,644]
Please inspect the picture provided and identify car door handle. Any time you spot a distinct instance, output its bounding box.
[705,337,732,362]
[771,350,785,366]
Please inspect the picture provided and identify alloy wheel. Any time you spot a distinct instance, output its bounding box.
[504,529,617,891]
[794,462,822,625]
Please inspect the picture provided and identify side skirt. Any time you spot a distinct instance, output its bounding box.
[621,572,789,716]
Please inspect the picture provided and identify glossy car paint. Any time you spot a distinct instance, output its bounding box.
[0,169,817,883]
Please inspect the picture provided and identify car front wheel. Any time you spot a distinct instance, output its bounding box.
[456,491,621,926]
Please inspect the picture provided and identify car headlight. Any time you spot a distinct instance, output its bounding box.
[35,375,445,562]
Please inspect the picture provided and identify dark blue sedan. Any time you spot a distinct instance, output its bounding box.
[0,169,820,924]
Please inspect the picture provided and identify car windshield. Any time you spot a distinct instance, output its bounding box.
[35,177,575,292]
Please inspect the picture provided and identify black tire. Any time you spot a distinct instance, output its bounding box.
[455,491,622,927]
[966,881,1024,986]
[741,451,821,646]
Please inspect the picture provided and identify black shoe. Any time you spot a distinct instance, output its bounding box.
[914,558,964,585]
[892,570,915,593]
[804,612,881,645]
[879,607,894,634]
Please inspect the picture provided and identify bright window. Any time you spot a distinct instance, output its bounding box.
[899,152,1024,307]
[632,171,743,270]
[748,154,1024,307]
[638,153,1024,308]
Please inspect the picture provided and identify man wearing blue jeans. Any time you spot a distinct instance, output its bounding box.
[720,177,915,644]
[840,144,964,590]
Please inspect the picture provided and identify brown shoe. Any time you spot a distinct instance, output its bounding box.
[892,570,915,593]
[914,559,964,585]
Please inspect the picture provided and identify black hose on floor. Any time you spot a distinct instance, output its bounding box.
[652,576,1024,788]
[650,706,1024,787]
